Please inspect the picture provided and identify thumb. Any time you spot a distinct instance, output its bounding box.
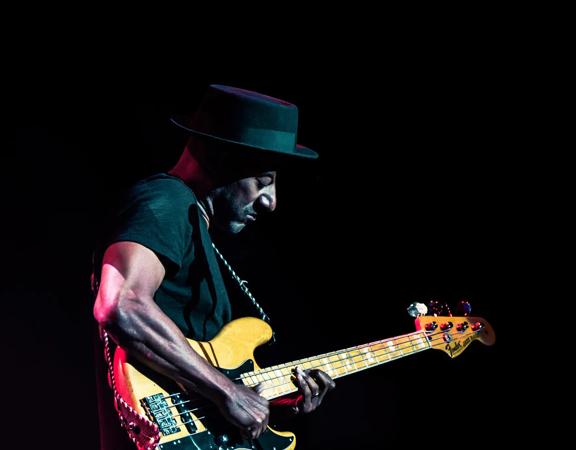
[253,383,268,395]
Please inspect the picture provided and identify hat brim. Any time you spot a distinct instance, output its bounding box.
[170,117,319,160]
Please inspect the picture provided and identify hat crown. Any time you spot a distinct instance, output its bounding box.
[172,84,317,159]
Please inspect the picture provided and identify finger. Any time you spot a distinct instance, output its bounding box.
[300,367,321,398]
[245,415,263,440]
[249,386,270,412]
[295,367,320,413]
[255,407,270,437]
[261,411,269,437]
[257,399,270,437]
[254,382,269,397]
[310,369,336,389]
[254,408,268,438]
[292,367,311,411]
[310,369,336,403]
[253,418,265,439]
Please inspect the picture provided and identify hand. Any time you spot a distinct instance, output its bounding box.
[215,383,270,439]
[291,366,336,414]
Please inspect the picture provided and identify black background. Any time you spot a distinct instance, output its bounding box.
[1,32,519,448]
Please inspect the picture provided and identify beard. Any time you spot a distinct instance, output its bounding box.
[228,221,247,234]
[212,198,252,235]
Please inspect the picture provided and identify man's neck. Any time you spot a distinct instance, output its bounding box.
[168,145,213,197]
[168,166,213,227]
[169,142,221,227]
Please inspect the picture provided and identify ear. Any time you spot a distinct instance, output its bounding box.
[187,136,229,177]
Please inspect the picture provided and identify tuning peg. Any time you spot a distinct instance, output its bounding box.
[428,299,443,316]
[456,299,472,316]
[407,302,428,317]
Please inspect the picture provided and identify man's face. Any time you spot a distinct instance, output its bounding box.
[211,171,277,234]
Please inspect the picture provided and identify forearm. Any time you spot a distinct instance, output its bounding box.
[100,292,233,401]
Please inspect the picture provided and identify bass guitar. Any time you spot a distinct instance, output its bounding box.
[109,314,495,449]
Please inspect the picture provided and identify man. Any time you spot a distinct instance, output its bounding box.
[92,84,335,449]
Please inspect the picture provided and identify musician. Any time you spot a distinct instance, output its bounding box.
[92,84,335,449]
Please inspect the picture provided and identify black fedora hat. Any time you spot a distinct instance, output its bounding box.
[171,84,318,160]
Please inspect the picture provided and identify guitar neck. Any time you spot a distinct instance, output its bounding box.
[243,330,431,400]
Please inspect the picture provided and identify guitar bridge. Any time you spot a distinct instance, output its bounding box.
[141,393,197,436]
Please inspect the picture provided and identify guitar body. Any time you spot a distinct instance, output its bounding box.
[113,317,296,450]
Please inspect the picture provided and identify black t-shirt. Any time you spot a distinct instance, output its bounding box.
[93,173,235,449]
[96,172,231,341]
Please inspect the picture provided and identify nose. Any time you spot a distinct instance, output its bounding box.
[258,187,277,212]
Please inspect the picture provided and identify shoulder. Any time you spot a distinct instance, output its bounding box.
[128,173,198,206]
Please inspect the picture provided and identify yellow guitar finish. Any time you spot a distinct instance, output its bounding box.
[111,313,495,449]
[114,317,296,449]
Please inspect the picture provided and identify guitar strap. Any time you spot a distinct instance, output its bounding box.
[195,201,275,344]
[211,242,276,345]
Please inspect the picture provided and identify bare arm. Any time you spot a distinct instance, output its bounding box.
[93,241,269,438]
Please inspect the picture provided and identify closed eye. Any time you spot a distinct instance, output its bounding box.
[256,175,274,188]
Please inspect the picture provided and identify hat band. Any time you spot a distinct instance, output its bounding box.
[194,124,297,152]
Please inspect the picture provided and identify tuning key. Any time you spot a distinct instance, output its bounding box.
[428,299,443,316]
[407,302,428,317]
[471,321,484,332]
[440,321,454,331]
[457,299,472,316]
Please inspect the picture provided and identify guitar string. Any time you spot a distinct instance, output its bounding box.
[242,330,431,379]
[158,327,475,407]
[159,329,472,435]
[249,324,482,383]
[257,328,482,393]
[156,326,468,412]
[157,329,480,430]
[162,326,474,405]
[155,330,430,405]
[156,334,433,427]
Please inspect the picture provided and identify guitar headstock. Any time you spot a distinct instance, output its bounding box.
[415,315,495,358]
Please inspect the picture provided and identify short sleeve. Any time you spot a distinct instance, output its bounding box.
[109,177,196,275]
